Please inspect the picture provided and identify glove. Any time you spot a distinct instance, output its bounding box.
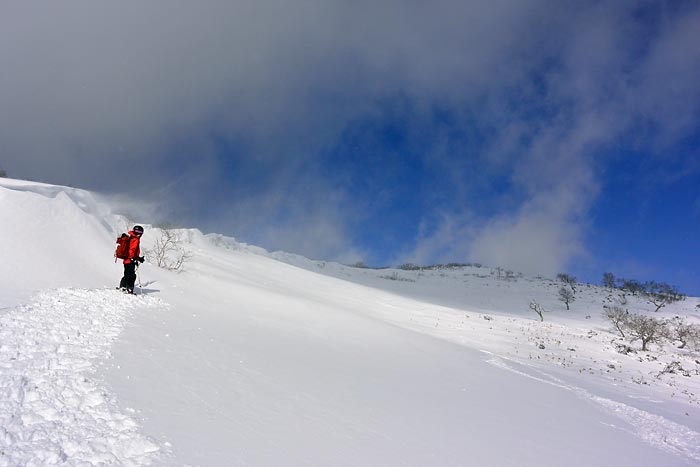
[137,256,145,263]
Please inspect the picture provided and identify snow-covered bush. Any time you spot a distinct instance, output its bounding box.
[624,314,667,351]
[603,306,629,338]
[604,307,676,352]
[667,317,700,350]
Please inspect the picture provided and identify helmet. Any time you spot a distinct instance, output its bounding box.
[133,225,144,236]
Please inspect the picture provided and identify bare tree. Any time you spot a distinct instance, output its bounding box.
[647,294,668,313]
[529,300,545,322]
[603,306,629,338]
[147,226,193,271]
[558,287,575,310]
[557,273,577,294]
[602,272,615,290]
[625,314,667,351]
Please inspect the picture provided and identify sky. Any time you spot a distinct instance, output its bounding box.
[1,1,699,294]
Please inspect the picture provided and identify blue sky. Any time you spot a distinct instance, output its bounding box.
[1,1,698,294]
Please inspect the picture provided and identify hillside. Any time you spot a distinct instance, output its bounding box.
[1,178,699,466]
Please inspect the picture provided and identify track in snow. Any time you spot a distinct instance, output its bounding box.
[0,288,165,466]
[485,353,700,465]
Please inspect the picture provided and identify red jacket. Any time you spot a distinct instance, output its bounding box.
[123,231,141,264]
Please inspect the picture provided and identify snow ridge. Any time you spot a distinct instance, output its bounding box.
[0,288,164,466]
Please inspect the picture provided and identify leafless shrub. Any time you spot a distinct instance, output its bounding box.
[147,227,193,271]
[379,272,415,282]
[657,361,693,377]
[614,343,635,355]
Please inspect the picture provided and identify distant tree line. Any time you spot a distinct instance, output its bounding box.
[397,262,483,271]
[347,261,382,269]
[348,261,492,271]
[601,272,685,312]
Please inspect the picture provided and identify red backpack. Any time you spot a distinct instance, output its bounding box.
[115,234,132,261]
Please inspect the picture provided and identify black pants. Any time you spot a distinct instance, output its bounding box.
[119,262,137,292]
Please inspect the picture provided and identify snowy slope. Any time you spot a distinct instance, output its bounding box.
[1,178,699,466]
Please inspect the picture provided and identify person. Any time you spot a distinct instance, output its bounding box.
[119,225,145,294]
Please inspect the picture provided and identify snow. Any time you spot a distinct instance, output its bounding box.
[0,288,163,466]
[1,178,699,466]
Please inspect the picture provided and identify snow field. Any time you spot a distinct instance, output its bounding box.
[271,256,700,414]
[0,288,165,466]
[107,239,696,466]
[3,178,700,466]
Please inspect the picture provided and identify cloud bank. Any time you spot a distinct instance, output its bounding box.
[1,1,698,274]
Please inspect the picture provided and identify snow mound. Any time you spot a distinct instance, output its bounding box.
[0,288,165,466]
[0,180,123,307]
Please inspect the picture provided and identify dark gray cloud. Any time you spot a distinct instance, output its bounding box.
[0,0,545,176]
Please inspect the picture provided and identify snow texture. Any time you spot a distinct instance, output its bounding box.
[0,288,164,466]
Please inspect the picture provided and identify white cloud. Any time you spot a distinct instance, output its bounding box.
[394,212,476,266]
[468,198,587,276]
